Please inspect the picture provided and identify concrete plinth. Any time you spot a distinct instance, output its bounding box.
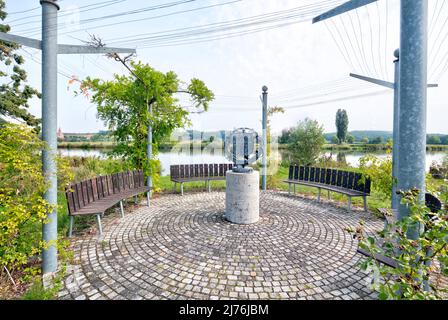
[225,170,259,224]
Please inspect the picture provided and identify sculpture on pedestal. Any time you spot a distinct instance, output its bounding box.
[224,128,262,224]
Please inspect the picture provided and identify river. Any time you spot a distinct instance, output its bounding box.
[58,148,447,176]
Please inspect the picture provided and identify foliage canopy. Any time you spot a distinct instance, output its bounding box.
[0,0,40,127]
[80,60,214,188]
[287,118,326,166]
[335,109,348,144]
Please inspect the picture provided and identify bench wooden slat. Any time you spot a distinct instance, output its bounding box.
[91,178,98,201]
[107,175,114,195]
[309,167,315,182]
[357,248,398,268]
[342,171,348,188]
[66,186,75,214]
[319,168,326,184]
[325,168,331,184]
[336,170,343,187]
[214,164,219,177]
[330,169,337,186]
[304,167,309,181]
[348,172,354,189]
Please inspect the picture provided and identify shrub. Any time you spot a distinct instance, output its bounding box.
[0,124,53,273]
[348,189,448,299]
[288,118,326,166]
[358,154,393,202]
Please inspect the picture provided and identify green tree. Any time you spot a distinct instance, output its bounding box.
[427,135,441,145]
[0,1,40,127]
[362,137,369,144]
[335,109,349,144]
[371,136,383,144]
[279,128,293,144]
[80,58,214,189]
[288,118,326,165]
[331,135,339,144]
[346,134,355,144]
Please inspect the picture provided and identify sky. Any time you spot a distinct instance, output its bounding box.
[3,0,448,135]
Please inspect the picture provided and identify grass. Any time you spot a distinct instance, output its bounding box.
[58,141,115,149]
[156,164,389,215]
[21,279,60,300]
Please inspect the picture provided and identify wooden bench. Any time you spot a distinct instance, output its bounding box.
[284,165,371,211]
[170,163,234,195]
[65,170,150,237]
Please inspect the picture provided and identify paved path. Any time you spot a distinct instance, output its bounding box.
[59,191,383,300]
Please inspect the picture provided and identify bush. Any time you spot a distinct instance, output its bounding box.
[287,118,326,166]
[0,124,53,273]
[348,189,448,299]
[358,154,393,202]
[429,157,448,180]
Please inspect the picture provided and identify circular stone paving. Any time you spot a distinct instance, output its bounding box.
[59,191,384,300]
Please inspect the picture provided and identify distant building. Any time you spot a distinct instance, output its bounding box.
[57,127,64,141]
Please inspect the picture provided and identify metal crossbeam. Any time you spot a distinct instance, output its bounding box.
[0,32,42,50]
[58,44,136,55]
[349,73,394,89]
[0,32,135,55]
[312,0,377,24]
[350,73,438,89]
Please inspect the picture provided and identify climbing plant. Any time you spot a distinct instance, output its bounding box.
[75,56,214,190]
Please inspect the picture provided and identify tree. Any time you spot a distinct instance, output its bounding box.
[335,109,349,144]
[346,134,355,144]
[441,135,448,145]
[331,135,339,144]
[427,135,441,145]
[0,1,40,127]
[279,128,293,144]
[288,118,326,165]
[371,136,383,144]
[362,137,369,144]
[79,58,214,189]
[266,106,284,156]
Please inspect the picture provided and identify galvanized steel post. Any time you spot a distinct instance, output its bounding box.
[147,103,153,203]
[261,86,268,191]
[41,0,60,274]
[397,0,428,237]
[391,49,400,210]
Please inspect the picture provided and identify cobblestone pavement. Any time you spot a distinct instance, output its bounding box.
[59,191,384,300]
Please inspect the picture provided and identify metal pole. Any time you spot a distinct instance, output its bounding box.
[41,0,60,275]
[147,103,153,203]
[397,0,428,237]
[391,49,400,210]
[261,86,268,191]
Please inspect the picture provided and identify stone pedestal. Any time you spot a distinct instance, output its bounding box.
[225,170,259,224]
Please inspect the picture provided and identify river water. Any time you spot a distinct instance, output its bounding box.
[58,148,447,176]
